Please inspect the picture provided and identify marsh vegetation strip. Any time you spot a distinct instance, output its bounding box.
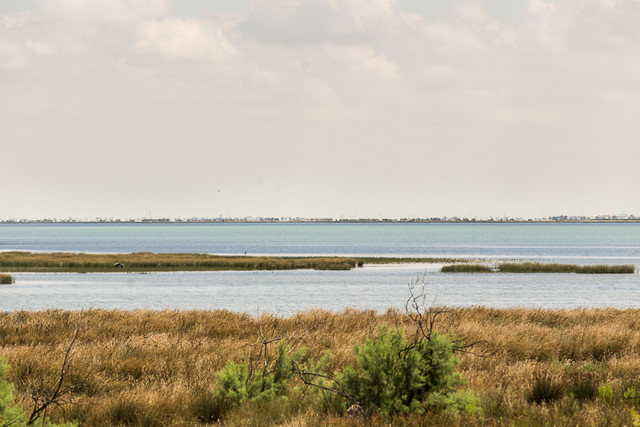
[0,252,471,272]
[358,257,470,264]
[441,263,636,274]
[498,262,636,274]
[441,264,493,273]
[0,252,362,272]
[3,308,640,426]
[497,263,636,274]
[0,274,13,284]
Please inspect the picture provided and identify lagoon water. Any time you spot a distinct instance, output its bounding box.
[2,222,640,260]
[1,223,639,312]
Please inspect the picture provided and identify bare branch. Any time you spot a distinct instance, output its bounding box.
[405,273,488,356]
[291,360,358,405]
[26,327,79,426]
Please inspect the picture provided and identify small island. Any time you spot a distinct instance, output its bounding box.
[441,263,636,274]
[0,251,469,273]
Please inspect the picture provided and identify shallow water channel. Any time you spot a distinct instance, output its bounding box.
[2,264,639,314]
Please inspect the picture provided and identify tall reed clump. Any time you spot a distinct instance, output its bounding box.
[0,251,359,272]
[441,264,492,273]
[497,262,636,274]
[576,264,636,274]
[0,274,13,285]
[359,257,471,265]
[441,262,635,274]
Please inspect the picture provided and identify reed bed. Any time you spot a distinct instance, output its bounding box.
[0,251,358,272]
[2,307,640,426]
[441,264,493,273]
[497,262,636,274]
[358,257,470,264]
[441,262,636,274]
[0,274,13,285]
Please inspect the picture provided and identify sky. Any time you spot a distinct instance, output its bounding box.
[1,0,639,220]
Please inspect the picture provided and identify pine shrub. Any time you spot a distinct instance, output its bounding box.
[337,327,467,416]
[214,340,306,405]
[0,358,26,426]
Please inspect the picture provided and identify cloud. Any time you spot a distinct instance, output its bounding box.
[239,0,357,45]
[35,0,170,22]
[26,39,54,55]
[0,10,39,28]
[0,40,27,69]
[135,17,235,60]
[1,0,640,218]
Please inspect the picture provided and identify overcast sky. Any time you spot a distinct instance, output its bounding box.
[1,0,639,220]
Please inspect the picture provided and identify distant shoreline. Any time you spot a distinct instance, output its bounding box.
[2,219,640,224]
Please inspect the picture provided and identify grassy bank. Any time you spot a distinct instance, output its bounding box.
[2,307,640,425]
[442,262,636,274]
[498,262,636,274]
[358,257,470,264]
[0,274,12,285]
[0,251,360,272]
[0,252,472,273]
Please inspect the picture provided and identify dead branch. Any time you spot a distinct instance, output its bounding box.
[291,360,358,405]
[405,273,490,357]
[26,328,79,426]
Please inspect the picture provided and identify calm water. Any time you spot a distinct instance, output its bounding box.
[1,223,639,312]
[2,267,639,314]
[1,222,640,260]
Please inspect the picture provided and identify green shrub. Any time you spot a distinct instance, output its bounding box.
[209,317,470,420]
[216,360,249,405]
[598,384,614,406]
[0,358,27,426]
[214,340,305,405]
[442,391,482,417]
[1,357,76,426]
[631,408,640,427]
[0,274,13,285]
[624,386,637,400]
[337,327,465,416]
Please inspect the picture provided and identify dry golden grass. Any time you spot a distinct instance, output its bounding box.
[2,308,640,425]
[0,274,12,284]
